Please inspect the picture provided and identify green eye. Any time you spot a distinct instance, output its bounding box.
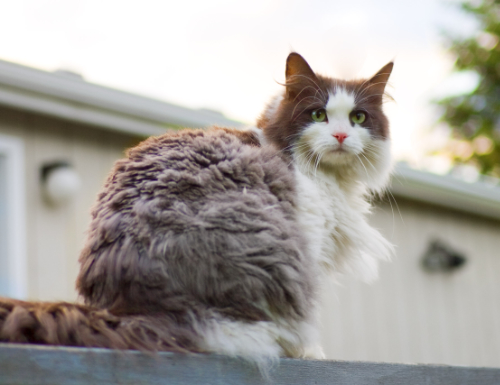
[311,108,327,122]
[351,111,366,125]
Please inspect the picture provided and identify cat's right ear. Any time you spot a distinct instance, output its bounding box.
[285,53,319,100]
[367,62,394,99]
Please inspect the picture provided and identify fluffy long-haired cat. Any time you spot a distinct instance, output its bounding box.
[0,53,393,365]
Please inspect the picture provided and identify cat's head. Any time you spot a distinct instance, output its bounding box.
[257,52,394,192]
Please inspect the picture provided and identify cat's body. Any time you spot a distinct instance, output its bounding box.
[0,53,393,364]
[77,127,319,360]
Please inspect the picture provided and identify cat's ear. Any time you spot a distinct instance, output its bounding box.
[367,62,394,99]
[285,53,319,100]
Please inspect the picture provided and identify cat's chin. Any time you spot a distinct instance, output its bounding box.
[319,149,357,166]
[293,148,357,174]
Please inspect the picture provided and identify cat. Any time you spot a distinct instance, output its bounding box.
[0,53,393,365]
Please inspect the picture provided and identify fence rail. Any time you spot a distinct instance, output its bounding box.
[1,343,499,385]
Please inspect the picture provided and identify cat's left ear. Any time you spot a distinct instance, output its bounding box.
[285,53,319,100]
[367,62,394,98]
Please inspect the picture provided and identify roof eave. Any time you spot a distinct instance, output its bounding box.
[0,59,243,136]
[391,163,500,221]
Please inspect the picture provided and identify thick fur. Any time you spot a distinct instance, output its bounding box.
[0,298,201,352]
[76,127,318,360]
[0,53,394,365]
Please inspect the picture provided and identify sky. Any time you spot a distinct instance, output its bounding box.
[0,0,479,171]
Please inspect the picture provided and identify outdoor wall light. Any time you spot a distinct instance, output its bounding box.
[41,161,81,206]
[421,240,466,273]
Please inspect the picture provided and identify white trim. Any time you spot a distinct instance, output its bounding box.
[391,163,500,221]
[0,87,169,137]
[0,59,243,136]
[0,134,27,298]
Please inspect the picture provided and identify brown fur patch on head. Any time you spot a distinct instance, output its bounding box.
[344,61,393,140]
[260,53,329,153]
[259,53,393,152]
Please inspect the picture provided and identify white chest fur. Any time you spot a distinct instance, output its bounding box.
[294,168,392,282]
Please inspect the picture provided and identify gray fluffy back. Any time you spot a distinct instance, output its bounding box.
[76,127,315,352]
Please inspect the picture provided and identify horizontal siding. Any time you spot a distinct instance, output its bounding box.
[320,198,500,368]
[0,106,141,301]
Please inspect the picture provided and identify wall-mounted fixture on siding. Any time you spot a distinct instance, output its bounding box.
[40,161,81,206]
[421,240,466,273]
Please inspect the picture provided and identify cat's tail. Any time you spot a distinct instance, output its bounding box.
[0,297,202,352]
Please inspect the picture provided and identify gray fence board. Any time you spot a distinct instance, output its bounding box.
[1,343,499,385]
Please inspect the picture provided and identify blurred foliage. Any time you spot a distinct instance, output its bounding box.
[437,0,500,177]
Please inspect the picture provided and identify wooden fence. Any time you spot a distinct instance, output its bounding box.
[1,343,499,384]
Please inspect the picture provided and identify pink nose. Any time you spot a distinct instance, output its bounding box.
[333,133,348,144]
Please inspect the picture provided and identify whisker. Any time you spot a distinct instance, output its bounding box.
[287,75,328,100]
[355,154,370,181]
[387,189,404,226]
[291,97,325,121]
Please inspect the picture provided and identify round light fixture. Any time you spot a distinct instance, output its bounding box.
[41,161,81,206]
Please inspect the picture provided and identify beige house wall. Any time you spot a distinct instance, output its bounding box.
[0,106,141,301]
[320,198,500,368]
